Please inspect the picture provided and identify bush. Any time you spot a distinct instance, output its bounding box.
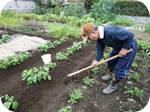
[64,3,85,18]
[53,5,64,16]
[34,5,52,15]
[118,1,149,17]
[90,0,120,23]
[1,10,16,18]
[22,13,38,20]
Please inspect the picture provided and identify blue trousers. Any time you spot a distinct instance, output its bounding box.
[107,39,137,80]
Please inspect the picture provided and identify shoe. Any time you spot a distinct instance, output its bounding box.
[103,78,121,94]
[102,72,114,81]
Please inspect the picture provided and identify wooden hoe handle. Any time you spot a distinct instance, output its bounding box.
[67,49,133,77]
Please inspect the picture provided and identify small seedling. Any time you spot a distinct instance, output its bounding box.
[56,52,68,61]
[133,72,140,81]
[38,41,54,52]
[91,67,100,74]
[68,89,84,105]
[124,86,143,98]
[132,62,138,70]
[134,55,141,61]
[1,95,18,111]
[82,76,95,87]
[127,72,140,81]
[58,107,72,112]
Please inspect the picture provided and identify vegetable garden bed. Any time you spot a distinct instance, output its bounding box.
[0,28,149,112]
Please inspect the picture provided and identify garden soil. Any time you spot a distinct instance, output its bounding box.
[0,29,150,112]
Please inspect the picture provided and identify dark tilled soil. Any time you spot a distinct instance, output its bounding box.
[0,29,149,112]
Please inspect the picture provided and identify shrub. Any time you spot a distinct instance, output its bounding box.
[64,3,85,18]
[1,10,16,18]
[118,1,149,17]
[90,0,120,23]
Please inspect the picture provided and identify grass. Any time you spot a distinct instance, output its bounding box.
[0,16,23,29]
[45,23,81,39]
[111,17,135,26]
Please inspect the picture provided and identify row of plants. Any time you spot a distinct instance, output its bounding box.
[38,37,68,52]
[1,10,95,27]
[56,42,86,61]
[0,52,32,69]
[22,63,57,85]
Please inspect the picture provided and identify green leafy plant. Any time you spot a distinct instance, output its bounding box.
[83,76,95,87]
[137,40,150,60]
[0,52,32,69]
[91,67,100,74]
[1,95,18,111]
[124,86,143,98]
[22,63,57,85]
[58,107,72,112]
[38,41,55,52]
[90,0,120,23]
[66,42,86,56]
[133,72,140,81]
[103,52,109,59]
[111,17,135,26]
[68,89,84,105]
[132,62,138,70]
[107,47,112,54]
[127,72,140,81]
[53,40,61,46]
[136,23,150,33]
[0,34,11,44]
[53,5,64,16]
[53,38,68,47]
[1,10,16,18]
[64,3,84,18]
[56,52,68,61]
[124,110,134,112]
[134,55,141,61]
